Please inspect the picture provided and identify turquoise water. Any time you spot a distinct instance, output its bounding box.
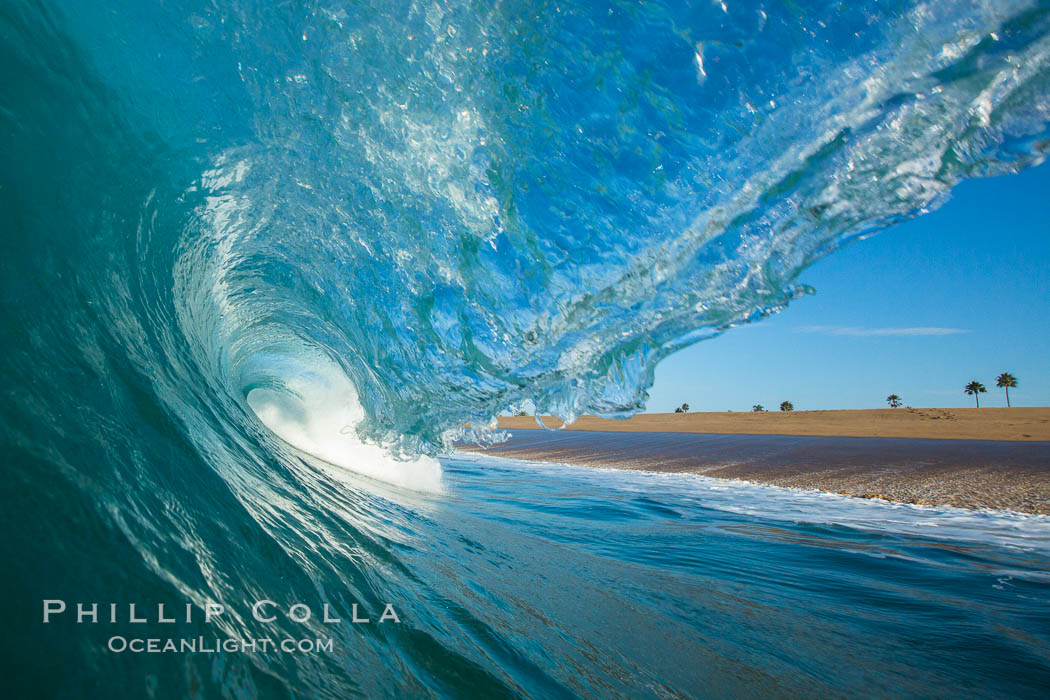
[4,0,1050,696]
[10,451,1050,697]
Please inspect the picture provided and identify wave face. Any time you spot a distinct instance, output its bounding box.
[7,0,1050,460]
[2,0,1050,696]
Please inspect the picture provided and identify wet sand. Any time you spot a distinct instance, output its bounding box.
[495,407,1050,441]
[457,430,1050,514]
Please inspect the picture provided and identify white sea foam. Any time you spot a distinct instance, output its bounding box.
[247,361,443,493]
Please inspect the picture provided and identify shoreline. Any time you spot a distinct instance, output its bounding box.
[494,407,1050,442]
[458,449,1050,521]
[456,429,1050,514]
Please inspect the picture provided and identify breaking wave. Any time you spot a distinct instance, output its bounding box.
[7,0,1049,473]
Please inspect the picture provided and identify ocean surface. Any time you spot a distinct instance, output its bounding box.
[4,0,1050,697]
[9,450,1050,698]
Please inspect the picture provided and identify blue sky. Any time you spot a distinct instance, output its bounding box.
[648,161,1050,412]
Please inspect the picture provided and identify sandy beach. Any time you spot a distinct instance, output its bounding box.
[494,407,1050,441]
[458,408,1050,513]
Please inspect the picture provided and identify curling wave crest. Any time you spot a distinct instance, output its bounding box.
[9,0,1050,468]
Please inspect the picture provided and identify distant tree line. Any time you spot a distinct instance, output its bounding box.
[958,372,1018,408]
[674,371,1019,413]
[881,372,1018,410]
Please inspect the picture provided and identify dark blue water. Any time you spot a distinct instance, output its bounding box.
[4,0,1050,696]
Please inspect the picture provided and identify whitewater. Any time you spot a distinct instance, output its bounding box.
[2,0,1050,697]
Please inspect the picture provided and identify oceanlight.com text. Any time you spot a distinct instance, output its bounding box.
[107,636,335,654]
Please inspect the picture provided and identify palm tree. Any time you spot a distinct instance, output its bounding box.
[779,401,794,412]
[886,394,902,408]
[996,372,1017,408]
[752,404,765,412]
[964,380,987,407]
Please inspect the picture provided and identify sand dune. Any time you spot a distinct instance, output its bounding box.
[495,407,1050,441]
